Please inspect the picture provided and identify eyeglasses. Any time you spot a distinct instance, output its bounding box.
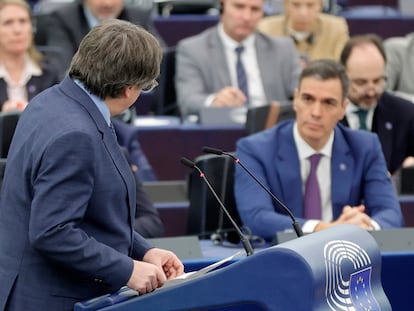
[141,80,159,93]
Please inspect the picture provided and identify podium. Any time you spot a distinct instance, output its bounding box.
[76,225,391,311]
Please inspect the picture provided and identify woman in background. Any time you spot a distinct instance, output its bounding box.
[0,0,59,112]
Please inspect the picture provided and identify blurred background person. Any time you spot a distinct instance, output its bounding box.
[0,0,59,112]
[384,32,414,103]
[175,0,301,118]
[258,0,349,67]
[339,34,414,177]
[44,0,164,79]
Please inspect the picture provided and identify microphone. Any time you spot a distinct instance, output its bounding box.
[180,157,254,256]
[203,146,303,238]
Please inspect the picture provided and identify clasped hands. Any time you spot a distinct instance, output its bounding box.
[315,204,374,232]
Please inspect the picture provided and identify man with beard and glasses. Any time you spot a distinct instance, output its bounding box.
[340,34,414,177]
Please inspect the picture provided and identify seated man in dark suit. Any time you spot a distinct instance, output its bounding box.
[235,59,403,241]
[339,34,414,176]
[45,0,163,78]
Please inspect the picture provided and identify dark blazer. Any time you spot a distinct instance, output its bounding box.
[46,0,164,77]
[0,62,59,110]
[235,120,403,240]
[341,92,414,175]
[0,77,152,310]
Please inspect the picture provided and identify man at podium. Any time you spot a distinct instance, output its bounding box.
[235,59,403,240]
[0,20,183,310]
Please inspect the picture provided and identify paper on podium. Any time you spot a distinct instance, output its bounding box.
[162,250,244,288]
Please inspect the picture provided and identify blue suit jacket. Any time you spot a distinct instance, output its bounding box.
[235,120,403,240]
[0,78,152,310]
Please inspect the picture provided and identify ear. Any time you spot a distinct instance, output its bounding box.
[123,86,137,99]
[293,88,299,112]
[339,97,349,119]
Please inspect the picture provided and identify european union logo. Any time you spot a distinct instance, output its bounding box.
[349,267,380,311]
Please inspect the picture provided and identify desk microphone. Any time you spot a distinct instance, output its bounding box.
[203,146,303,238]
[180,157,254,256]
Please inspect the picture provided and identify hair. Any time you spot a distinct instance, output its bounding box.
[69,19,162,99]
[340,34,387,67]
[0,0,43,66]
[300,59,349,101]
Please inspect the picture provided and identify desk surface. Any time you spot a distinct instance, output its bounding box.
[136,119,246,180]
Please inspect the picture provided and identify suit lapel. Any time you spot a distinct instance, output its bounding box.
[209,29,232,86]
[331,126,354,218]
[255,35,273,102]
[372,96,393,165]
[59,78,136,225]
[275,123,303,215]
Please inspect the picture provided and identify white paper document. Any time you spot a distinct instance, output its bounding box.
[162,251,244,288]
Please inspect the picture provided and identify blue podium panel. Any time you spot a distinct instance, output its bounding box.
[77,225,390,311]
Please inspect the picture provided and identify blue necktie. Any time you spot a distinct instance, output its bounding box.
[235,45,249,105]
[304,153,322,219]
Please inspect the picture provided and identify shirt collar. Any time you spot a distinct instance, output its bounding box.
[293,121,333,160]
[0,54,42,83]
[74,79,111,126]
[347,101,377,113]
[83,5,100,29]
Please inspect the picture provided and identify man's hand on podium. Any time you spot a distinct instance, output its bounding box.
[127,248,184,294]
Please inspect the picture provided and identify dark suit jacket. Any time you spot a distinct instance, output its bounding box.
[0,77,152,310]
[46,0,163,77]
[235,120,403,240]
[341,92,414,174]
[0,62,59,110]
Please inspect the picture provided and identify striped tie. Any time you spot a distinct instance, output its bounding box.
[235,45,249,105]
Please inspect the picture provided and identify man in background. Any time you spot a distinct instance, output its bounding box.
[258,0,349,67]
[175,0,301,118]
[383,32,414,102]
[340,34,414,176]
[0,20,183,310]
[45,0,163,78]
[235,59,402,241]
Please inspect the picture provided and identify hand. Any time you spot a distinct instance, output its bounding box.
[212,87,246,107]
[143,248,184,280]
[2,99,27,112]
[314,205,373,231]
[126,260,166,294]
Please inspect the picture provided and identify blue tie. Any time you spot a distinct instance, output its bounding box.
[304,153,322,219]
[235,45,249,105]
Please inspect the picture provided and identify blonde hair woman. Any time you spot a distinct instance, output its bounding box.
[0,0,59,112]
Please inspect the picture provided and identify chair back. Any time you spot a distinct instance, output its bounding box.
[186,154,241,243]
[152,47,180,116]
[0,111,21,158]
[245,101,295,135]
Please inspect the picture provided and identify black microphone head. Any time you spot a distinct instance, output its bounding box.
[203,146,223,155]
[180,157,195,168]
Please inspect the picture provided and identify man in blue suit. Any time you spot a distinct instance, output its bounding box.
[235,59,403,241]
[0,20,183,310]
